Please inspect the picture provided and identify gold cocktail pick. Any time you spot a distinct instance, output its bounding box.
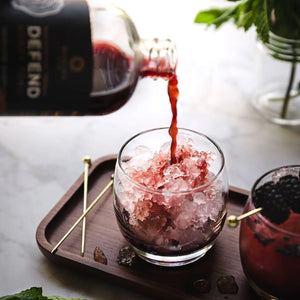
[51,174,114,254]
[227,207,263,228]
[81,156,92,257]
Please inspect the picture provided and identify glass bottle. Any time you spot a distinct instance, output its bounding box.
[252,31,300,126]
[0,0,177,115]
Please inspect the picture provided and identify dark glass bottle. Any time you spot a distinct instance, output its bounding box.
[0,0,177,115]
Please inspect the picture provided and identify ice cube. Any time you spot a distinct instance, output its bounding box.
[131,213,168,243]
[173,200,198,229]
[123,145,153,171]
[159,140,172,155]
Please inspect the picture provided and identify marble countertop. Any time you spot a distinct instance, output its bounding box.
[0,0,299,299]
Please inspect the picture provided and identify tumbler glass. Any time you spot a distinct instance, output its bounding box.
[113,127,228,266]
[239,165,300,299]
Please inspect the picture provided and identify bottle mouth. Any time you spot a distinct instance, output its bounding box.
[140,38,177,78]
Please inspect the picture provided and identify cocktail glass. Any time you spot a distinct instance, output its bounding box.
[239,166,300,299]
[113,127,228,266]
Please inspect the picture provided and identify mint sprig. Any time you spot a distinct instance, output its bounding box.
[194,0,300,120]
[0,287,86,300]
[194,0,300,42]
[194,0,270,43]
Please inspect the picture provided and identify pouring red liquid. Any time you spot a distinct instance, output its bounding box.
[92,42,179,163]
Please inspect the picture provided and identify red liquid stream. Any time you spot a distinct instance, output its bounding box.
[140,70,179,164]
[92,42,179,162]
[167,75,179,164]
[141,70,179,163]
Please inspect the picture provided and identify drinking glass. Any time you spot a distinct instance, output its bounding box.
[113,127,228,267]
[239,166,300,299]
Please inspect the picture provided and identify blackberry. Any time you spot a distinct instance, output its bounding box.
[253,181,290,224]
[253,174,300,224]
[254,233,274,246]
[278,175,300,214]
[290,198,300,214]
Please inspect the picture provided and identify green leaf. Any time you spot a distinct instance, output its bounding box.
[234,0,255,30]
[213,6,239,28]
[194,6,238,29]
[194,9,228,25]
[194,0,300,43]
[0,288,86,300]
[194,1,257,31]
[252,0,270,43]
[0,287,46,300]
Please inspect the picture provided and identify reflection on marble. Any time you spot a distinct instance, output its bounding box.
[0,0,299,299]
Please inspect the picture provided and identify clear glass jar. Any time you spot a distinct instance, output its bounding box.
[252,32,300,125]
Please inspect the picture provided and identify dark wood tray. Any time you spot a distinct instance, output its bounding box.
[36,155,258,300]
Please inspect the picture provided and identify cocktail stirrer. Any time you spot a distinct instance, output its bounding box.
[81,156,91,256]
[51,174,114,254]
[227,207,263,228]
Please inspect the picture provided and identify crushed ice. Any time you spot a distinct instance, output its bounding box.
[117,133,226,249]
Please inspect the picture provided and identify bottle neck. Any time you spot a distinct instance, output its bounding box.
[139,38,177,79]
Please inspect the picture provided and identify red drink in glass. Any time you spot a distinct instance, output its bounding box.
[239,166,300,299]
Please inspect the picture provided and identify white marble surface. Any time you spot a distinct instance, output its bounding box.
[0,0,299,299]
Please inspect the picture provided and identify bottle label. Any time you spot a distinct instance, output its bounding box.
[0,0,92,115]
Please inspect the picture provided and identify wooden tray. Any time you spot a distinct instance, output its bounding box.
[36,155,258,300]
